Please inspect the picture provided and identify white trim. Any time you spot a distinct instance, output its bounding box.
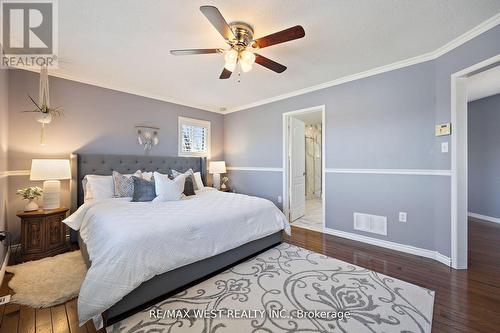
[468,212,500,224]
[451,54,500,270]
[323,227,451,267]
[178,116,211,158]
[325,168,452,176]
[0,170,30,178]
[10,14,500,115]
[225,14,500,114]
[224,167,453,176]
[282,105,326,229]
[227,167,283,172]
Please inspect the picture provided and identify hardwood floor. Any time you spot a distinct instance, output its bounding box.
[1,219,499,332]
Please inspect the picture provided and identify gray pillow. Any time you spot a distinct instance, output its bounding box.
[113,171,134,197]
[131,176,156,202]
[172,168,198,191]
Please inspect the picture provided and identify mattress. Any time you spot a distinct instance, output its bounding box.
[64,188,290,328]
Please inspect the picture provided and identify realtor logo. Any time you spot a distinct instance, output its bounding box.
[1,0,58,68]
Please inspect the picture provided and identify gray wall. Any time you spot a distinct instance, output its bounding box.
[225,24,500,258]
[468,93,500,219]
[0,69,8,262]
[6,69,224,241]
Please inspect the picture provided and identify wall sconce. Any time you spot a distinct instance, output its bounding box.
[136,126,160,151]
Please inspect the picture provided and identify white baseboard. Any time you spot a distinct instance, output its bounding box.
[468,212,500,224]
[323,227,451,267]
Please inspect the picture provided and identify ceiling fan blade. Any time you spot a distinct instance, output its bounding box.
[200,6,235,40]
[170,48,222,56]
[255,54,287,73]
[253,25,305,49]
[219,68,232,79]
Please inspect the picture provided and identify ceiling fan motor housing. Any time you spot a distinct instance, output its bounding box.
[229,22,254,49]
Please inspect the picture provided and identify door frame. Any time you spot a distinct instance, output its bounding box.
[450,54,500,269]
[283,105,326,229]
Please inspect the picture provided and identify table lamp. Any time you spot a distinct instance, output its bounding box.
[30,159,71,210]
[209,161,226,190]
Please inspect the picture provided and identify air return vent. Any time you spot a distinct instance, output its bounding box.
[353,213,387,236]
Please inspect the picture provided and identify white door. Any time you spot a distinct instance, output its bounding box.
[289,117,306,221]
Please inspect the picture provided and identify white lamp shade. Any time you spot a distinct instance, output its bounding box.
[209,161,227,174]
[30,159,71,181]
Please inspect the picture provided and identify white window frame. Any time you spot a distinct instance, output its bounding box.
[178,116,211,157]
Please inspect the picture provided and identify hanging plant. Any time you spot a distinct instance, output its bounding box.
[22,94,64,123]
[19,67,64,145]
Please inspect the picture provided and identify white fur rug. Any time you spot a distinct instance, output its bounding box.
[6,250,87,307]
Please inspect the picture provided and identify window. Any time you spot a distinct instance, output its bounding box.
[178,117,211,157]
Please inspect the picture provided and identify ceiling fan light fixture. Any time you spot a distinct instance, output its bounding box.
[240,50,256,65]
[224,49,238,63]
[240,61,253,73]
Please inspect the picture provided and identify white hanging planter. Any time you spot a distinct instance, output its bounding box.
[37,112,52,124]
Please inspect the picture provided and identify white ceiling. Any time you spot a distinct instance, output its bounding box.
[467,65,500,101]
[42,1,500,112]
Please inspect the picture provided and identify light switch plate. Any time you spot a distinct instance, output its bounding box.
[441,142,449,153]
[399,212,407,223]
[435,123,451,136]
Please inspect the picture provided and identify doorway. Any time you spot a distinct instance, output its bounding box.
[283,106,325,231]
[451,55,500,269]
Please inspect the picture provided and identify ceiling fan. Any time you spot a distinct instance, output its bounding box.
[170,5,305,79]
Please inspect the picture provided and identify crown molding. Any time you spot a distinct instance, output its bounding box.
[9,13,500,115]
[224,13,500,114]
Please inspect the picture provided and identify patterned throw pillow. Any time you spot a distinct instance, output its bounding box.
[171,168,199,191]
[112,171,136,197]
[131,176,156,202]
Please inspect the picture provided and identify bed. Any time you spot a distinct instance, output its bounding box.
[67,154,290,329]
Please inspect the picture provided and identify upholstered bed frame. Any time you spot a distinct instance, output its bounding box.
[69,153,283,326]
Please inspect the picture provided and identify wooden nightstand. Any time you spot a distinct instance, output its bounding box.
[17,207,69,262]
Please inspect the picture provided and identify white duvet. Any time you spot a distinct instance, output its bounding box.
[63,188,290,328]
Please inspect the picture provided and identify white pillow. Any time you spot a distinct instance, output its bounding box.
[152,172,186,202]
[193,172,204,190]
[140,171,153,181]
[84,175,114,201]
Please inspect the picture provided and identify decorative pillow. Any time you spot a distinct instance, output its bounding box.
[153,172,186,202]
[131,176,156,202]
[112,170,141,197]
[183,176,196,196]
[193,172,205,190]
[140,171,153,181]
[171,168,198,194]
[84,175,114,201]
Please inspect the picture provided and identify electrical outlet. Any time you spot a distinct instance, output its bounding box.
[399,212,407,223]
[277,196,282,203]
[441,142,449,153]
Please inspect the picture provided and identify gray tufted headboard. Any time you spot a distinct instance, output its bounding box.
[70,153,207,208]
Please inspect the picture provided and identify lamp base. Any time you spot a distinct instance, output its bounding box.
[42,180,61,210]
[212,173,221,190]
